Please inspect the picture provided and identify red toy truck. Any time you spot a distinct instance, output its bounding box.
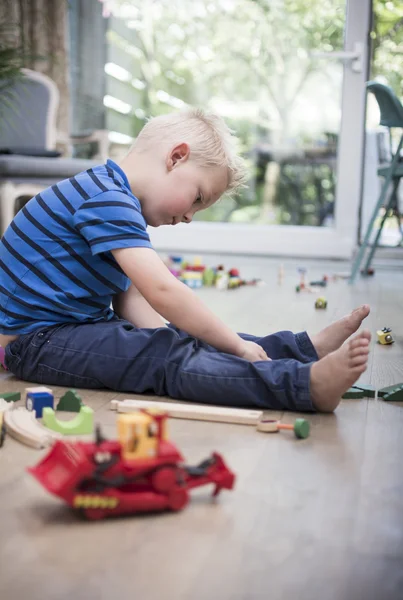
[28,410,235,520]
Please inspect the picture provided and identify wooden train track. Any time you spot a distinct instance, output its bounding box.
[4,407,61,449]
[110,398,266,426]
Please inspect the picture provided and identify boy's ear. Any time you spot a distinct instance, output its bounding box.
[166,143,190,170]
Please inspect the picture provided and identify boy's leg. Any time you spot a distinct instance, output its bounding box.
[5,313,370,413]
[168,304,370,363]
[5,320,314,412]
[168,324,317,363]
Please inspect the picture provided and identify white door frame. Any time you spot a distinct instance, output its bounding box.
[149,0,372,259]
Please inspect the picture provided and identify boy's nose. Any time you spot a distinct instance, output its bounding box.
[182,213,192,223]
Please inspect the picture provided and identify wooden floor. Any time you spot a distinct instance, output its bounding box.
[1,256,403,600]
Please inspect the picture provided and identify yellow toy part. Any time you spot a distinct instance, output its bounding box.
[117,411,168,461]
[315,296,327,309]
[377,327,394,345]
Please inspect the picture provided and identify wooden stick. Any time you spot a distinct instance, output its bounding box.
[111,399,263,426]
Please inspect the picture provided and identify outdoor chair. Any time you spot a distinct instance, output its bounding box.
[0,68,109,235]
[349,81,403,284]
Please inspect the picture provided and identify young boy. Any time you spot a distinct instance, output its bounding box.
[0,108,370,413]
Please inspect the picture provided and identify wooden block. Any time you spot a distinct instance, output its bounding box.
[351,384,376,398]
[0,392,21,402]
[0,398,14,412]
[377,384,403,398]
[381,385,403,402]
[111,399,263,426]
[4,407,61,449]
[24,386,53,396]
[342,388,364,399]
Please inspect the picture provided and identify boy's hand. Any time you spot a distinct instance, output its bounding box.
[237,340,271,362]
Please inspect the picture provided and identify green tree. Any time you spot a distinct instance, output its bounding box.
[371,0,403,95]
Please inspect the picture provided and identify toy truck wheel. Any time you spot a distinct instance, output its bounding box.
[151,466,177,493]
[168,488,189,511]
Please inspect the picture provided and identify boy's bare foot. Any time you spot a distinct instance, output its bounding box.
[310,304,370,359]
[310,329,371,412]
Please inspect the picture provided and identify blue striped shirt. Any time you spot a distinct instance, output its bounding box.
[0,159,153,334]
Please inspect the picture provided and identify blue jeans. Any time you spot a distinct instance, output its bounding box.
[5,319,318,412]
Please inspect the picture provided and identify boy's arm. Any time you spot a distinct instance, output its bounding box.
[111,247,268,360]
[113,284,167,329]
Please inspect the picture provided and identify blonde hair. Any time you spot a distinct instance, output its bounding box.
[132,107,247,193]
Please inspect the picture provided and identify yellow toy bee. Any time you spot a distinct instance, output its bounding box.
[315,296,327,309]
[377,327,394,345]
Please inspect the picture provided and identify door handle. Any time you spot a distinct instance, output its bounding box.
[310,42,363,73]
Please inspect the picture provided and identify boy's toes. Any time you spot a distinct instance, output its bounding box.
[350,342,370,355]
[350,353,369,367]
[361,329,372,342]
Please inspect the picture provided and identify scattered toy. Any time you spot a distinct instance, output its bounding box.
[315,296,327,309]
[164,255,263,290]
[378,383,403,401]
[26,390,54,418]
[4,407,61,449]
[0,392,21,402]
[42,405,94,435]
[361,268,375,276]
[56,389,84,412]
[111,399,310,439]
[377,327,394,345]
[28,410,235,520]
[309,279,327,287]
[350,384,376,398]
[342,387,365,399]
[0,412,5,447]
[0,346,7,370]
[256,418,310,438]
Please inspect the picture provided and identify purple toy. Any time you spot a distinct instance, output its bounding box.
[0,346,7,371]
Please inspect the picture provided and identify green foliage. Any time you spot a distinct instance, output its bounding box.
[0,24,25,88]
[105,0,403,225]
[371,0,403,95]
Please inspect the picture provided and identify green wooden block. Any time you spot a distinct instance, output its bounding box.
[0,392,21,402]
[56,389,83,412]
[42,406,94,435]
[351,384,376,398]
[342,387,364,399]
[378,383,403,398]
[294,418,310,439]
[381,385,403,402]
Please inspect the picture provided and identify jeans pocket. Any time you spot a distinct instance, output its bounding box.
[37,363,103,389]
[30,324,67,348]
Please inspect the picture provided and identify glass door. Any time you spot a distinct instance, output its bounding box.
[104,0,371,258]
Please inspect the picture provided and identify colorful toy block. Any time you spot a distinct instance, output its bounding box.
[180,271,203,288]
[56,390,84,412]
[0,392,21,402]
[26,391,54,418]
[42,405,94,435]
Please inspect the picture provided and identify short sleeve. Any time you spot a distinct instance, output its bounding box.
[72,191,153,255]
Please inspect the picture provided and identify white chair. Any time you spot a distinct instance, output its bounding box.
[0,68,109,235]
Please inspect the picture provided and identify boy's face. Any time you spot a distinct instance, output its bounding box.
[142,143,228,227]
